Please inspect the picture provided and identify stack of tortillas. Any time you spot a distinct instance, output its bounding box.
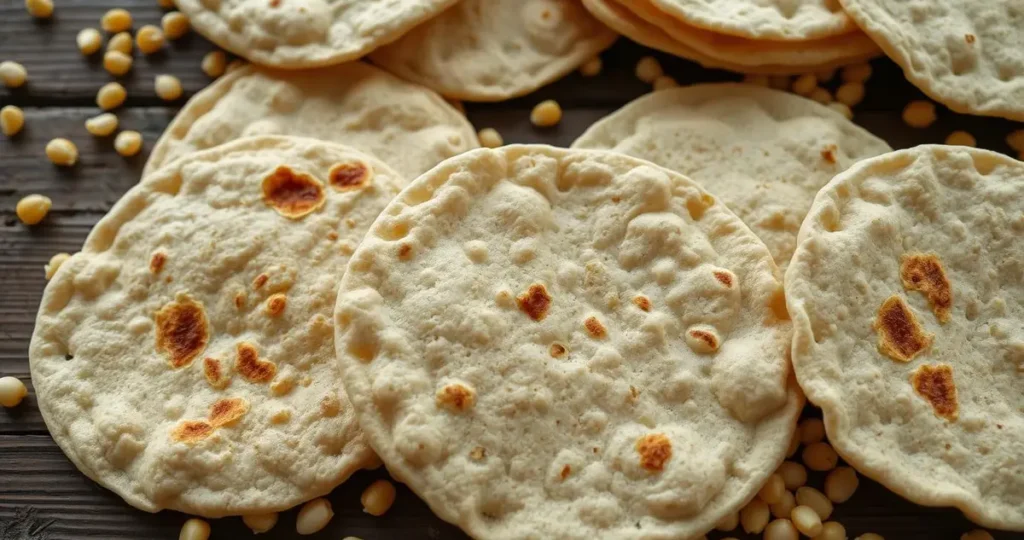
[581,0,880,74]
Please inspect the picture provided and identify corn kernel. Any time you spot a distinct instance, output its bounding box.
[136,25,165,54]
[101,8,133,33]
[45,138,78,166]
[842,62,873,83]
[361,479,396,516]
[814,67,836,83]
[178,518,210,540]
[1006,130,1024,151]
[770,490,796,519]
[1,105,25,137]
[757,473,786,504]
[0,377,28,407]
[114,130,143,157]
[836,82,865,106]
[791,74,817,96]
[799,418,825,444]
[579,57,602,77]
[791,505,823,536]
[0,61,28,88]
[764,518,799,540]
[903,100,937,128]
[162,12,190,40]
[828,102,853,120]
[777,461,807,490]
[824,466,859,503]
[530,100,562,127]
[856,534,886,540]
[107,31,133,55]
[16,194,52,225]
[714,511,739,531]
[295,498,333,535]
[795,486,833,520]
[45,252,70,280]
[803,441,839,471]
[815,521,847,540]
[158,0,176,8]
[743,74,770,87]
[103,51,133,76]
[653,75,678,91]
[960,530,994,540]
[97,82,127,110]
[810,87,833,105]
[478,128,503,148]
[945,130,976,147]
[739,498,770,534]
[635,56,663,83]
[201,50,227,78]
[85,113,119,136]
[242,512,278,534]
[25,0,53,18]
[155,74,183,101]
[77,28,104,55]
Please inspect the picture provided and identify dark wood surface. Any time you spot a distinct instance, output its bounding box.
[1,1,1023,539]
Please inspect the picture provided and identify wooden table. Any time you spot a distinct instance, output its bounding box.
[1,1,1022,538]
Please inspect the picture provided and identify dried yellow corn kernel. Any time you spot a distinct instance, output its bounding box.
[1,105,25,137]
[85,113,119,137]
[242,512,278,534]
[361,479,396,516]
[295,498,333,535]
[0,377,28,407]
[477,128,503,149]
[178,518,210,540]
[136,25,165,54]
[103,51,133,76]
[25,0,54,18]
[16,194,52,225]
[791,74,817,96]
[903,100,937,128]
[155,74,183,101]
[945,130,976,147]
[162,11,190,40]
[201,50,227,78]
[45,138,78,166]
[45,252,70,279]
[107,31,133,55]
[530,100,562,127]
[114,130,143,157]
[653,75,678,91]
[836,82,865,107]
[101,8,133,33]
[635,56,663,83]
[842,62,873,83]
[0,61,28,88]
[579,57,602,77]
[77,28,103,55]
[97,82,127,110]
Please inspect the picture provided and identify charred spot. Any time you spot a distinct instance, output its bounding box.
[633,295,651,312]
[821,144,838,164]
[268,0,280,6]
[611,196,621,203]
[172,420,213,443]
[549,343,567,358]
[517,283,551,321]
[965,34,976,44]
[329,161,372,191]
[397,243,413,260]
[469,446,487,460]
[874,295,933,362]
[713,271,733,287]
[627,385,640,403]
[326,231,339,241]
[234,292,246,310]
[320,394,341,417]
[253,273,268,289]
[560,465,571,480]
[900,253,953,323]
[154,295,209,369]
[203,357,229,389]
[262,165,325,219]
[584,316,607,339]
[436,382,476,412]
[911,364,958,421]
[690,330,716,348]
[636,433,672,472]
[235,342,277,383]
[208,397,248,427]
[149,251,167,274]
[265,293,287,317]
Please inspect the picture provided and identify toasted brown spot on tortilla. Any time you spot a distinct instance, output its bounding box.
[270,376,294,396]
[149,251,167,274]
[821,144,838,164]
[549,343,567,358]
[874,295,933,362]
[203,357,229,389]
[584,316,607,338]
[436,382,476,412]
[234,292,246,310]
[329,161,372,191]
[713,271,733,287]
[397,243,413,260]
[209,397,249,427]
[235,342,277,383]
[154,295,209,369]
[560,465,571,480]
[689,329,717,349]
[268,0,280,6]
[636,433,672,472]
[633,295,651,311]
[262,165,325,219]
[320,394,341,417]
[517,283,551,321]
[253,273,268,289]
[326,231,339,241]
[900,253,953,323]
[965,33,975,44]
[172,420,213,443]
[911,364,958,421]
[469,446,486,460]
[265,293,287,317]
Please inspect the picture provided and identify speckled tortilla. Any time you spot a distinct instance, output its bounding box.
[648,0,857,40]
[370,0,617,102]
[335,145,802,539]
[31,136,401,517]
[838,0,1024,121]
[175,0,458,69]
[145,62,478,181]
[787,145,1024,530]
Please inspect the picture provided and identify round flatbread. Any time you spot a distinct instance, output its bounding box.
[838,0,1024,121]
[175,0,458,69]
[145,62,478,181]
[648,0,857,40]
[30,136,400,517]
[786,145,1024,530]
[581,0,868,75]
[369,0,617,102]
[572,84,892,270]
[335,145,802,539]
[615,0,879,68]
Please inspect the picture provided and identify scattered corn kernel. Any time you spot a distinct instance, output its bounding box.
[25,0,53,18]
[824,466,859,503]
[85,113,119,136]
[653,75,678,91]
[361,479,396,516]
[579,57,602,77]
[101,8,133,33]
[242,512,278,534]
[828,102,853,120]
[44,252,70,280]
[777,461,807,490]
[769,75,791,90]
[226,59,246,72]
[1006,130,1024,151]
[107,31,133,54]
[961,530,994,540]
[786,431,800,457]
[114,130,143,157]
[136,25,165,54]
[0,61,28,88]
[295,498,333,535]
[178,518,210,540]
[530,99,562,127]
[162,11,190,40]
[799,418,825,444]
[791,505,823,537]
[743,74,770,87]
[764,518,799,540]
[0,377,28,408]
[803,441,839,471]
[842,62,873,83]
[815,521,847,540]
[45,138,78,166]
[770,490,796,519]
[158,0,176,8]
[945,130,976,147]
[635,56,663,83]
[16,194,52,225]
[714,511,739,531]
[103,51,133,76]
[155,74,183,101]
[478,128,503,148]
[1,105,25,137]
[740,498,770,534]
[791,73,817,96]
[77,28,104,55]
[201,50,227,78]
[97,82,127,110]
[836,82,865,106]
[810,87,833,104]
[795,486,834,520]
[903,100,937,128]
[758,473,786,504]
[856,534,885,540]
[814,67,836,83]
